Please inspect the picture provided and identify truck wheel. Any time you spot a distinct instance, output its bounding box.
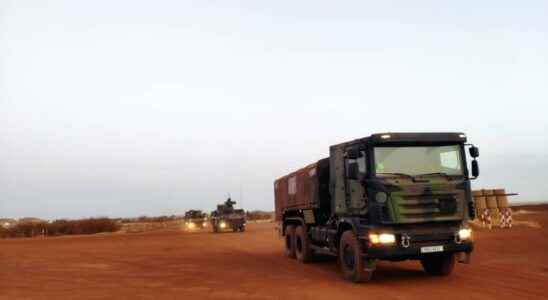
[295,226,313,263]
[339,231,372,283]
[213,225,218,233]
[285,225,296,259]
[420,254,455,276]
[239,225,245,232]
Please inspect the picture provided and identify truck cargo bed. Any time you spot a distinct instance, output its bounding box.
[274,158,330,221]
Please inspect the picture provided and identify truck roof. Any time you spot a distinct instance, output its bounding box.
[331,132,467,149]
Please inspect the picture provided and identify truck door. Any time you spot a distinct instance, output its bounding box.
[345,150,368,214]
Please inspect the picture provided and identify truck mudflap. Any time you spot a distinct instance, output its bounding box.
[365,241,473,261]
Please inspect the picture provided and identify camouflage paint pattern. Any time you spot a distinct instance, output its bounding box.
[376,176,468,224]
[329,145,347,214]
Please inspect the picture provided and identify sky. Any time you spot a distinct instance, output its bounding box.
[1,1,547,219]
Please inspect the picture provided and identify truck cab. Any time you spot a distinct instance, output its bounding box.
[276,132,479,282]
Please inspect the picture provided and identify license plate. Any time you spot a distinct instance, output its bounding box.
[420,245,444,253]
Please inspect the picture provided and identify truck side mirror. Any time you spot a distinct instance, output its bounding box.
[346,148,360,160]
[471,160,479,178]
[347,162,359,180]
[469,146,479,158]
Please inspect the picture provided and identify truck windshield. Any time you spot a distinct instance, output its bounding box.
[374,145,463,177]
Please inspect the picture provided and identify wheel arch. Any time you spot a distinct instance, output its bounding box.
[282,209,305,235]
[336,219,359,248]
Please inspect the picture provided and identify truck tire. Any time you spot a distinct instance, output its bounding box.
[239,225,245,232]
[295,226,313,263]
[285,225,296,259]
[339,231,372,283]
[420,253,455,276]
[213,225,219,233]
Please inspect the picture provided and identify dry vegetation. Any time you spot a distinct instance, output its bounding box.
[245,210,274,221]
[0,211,274,238]
[0,218,120,238]
[118,215,181,223]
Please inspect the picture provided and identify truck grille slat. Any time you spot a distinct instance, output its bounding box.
[400,199,439,205]
[399,207,440,214]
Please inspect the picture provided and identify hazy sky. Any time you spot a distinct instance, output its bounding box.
[1,1,547,219]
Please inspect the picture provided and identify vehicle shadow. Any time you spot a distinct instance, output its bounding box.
[242,252,430,285]
[300,254,430,283]
[368,263,429,283]
[209,230,246,234]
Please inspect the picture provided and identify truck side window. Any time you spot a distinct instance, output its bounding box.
[357,151,367,175]
[288,176,297,195]
[345,158,357,178]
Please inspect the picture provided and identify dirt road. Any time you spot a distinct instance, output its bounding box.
[2,207,548,300]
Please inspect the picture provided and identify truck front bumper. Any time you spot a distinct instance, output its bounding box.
[184,221,208,230]
[366,241,473,261]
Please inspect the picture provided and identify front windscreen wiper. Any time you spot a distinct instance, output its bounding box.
[416,172,457,180]
[376,172,429,182]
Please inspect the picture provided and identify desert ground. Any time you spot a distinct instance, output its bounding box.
[2,205,548,300]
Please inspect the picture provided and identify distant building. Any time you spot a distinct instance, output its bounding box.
[0,218,17,228]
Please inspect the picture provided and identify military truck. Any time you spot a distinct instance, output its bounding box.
[210,197,246,233]
[183,210,208,230]
[275,133,479,282]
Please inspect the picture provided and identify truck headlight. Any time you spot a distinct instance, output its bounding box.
[219,222,226,229]
[458,228,472,240]
[187,222,195,229]
[202,222,207,227]
[369,233,396,245]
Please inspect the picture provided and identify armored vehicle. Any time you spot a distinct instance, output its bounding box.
[183,210,208,230]
[210,197,246,233]
[275,133,479,282]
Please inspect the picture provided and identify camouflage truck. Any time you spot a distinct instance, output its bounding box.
[210,197,246,233]
[184,210,208,230]
[275,133,479,282]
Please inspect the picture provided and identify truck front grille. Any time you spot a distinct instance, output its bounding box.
[393,194,459,223]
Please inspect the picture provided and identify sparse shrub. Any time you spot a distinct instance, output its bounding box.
[56,218,120,235]
[246,211,274,221]
[135,215,180,223]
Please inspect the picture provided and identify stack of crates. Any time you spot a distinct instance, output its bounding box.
[472,190,491,228]
[494,189,512,228]
[472,189,513,229]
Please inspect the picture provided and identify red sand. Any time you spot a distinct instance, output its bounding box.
[2,206,548,299]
